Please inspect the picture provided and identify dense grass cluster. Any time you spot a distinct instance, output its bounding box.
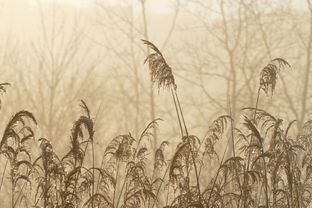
[0,41,312,208]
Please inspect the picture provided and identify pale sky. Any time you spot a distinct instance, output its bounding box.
[26,0,175,13]
[23,0,310,15]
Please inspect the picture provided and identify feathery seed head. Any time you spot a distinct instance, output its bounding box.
[259,58,290,95]
[142,39,176,90]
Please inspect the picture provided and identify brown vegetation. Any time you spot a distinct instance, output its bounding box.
[1,38,312,208]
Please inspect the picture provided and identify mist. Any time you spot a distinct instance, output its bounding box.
[0,0,311,207]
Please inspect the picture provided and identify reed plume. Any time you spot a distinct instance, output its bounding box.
[259,58,290,95]
[143,39,202,206]
[142,39,175,90]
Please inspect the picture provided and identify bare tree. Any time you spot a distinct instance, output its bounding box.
[92,0,181,159]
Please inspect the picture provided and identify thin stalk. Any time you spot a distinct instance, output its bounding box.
[254,87,269,208]
[256,183,264,206]
[34,187,44,207]
[174,88,188,136]
[262,151,269,208]
[96,153,106,193]
[14,182,27,207]
[243,86,261,207]
[113,160,119,208]
[197,131,211,178]
[116,168,128,208]
[171,88,183,137]
[13,150,37,205]
[188,143,202,203]
[11,168,14,208]
[43,168,48,208]
[0,159,8,190]
[71,139,90,203]
[207,140,229,206]
[91,140,95,208]
[140,0,157,162]
[229,103,236,158]
[229,103,242,208]
[151,163,170,208]
[165,184,170,207]
[173,87,202,204]
[245,86,269,207]
[254,87,261,119]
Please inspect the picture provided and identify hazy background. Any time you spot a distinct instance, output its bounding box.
[0,0,310,150]
[0,0,309,147]
[0,0,311,204]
